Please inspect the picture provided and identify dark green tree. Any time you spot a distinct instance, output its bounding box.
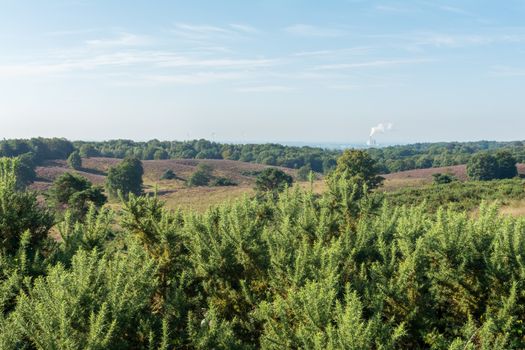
[47,172,106,217]
[467,152,499,180]
[79,144,99,158]
[495,150,518,179]
[153,149,169,160]
[255,168,293,194]
[328,149,384,190]
[106,157,144,198]
[432,173,456,185]
[16,153,37,188]
[67,150,82,170]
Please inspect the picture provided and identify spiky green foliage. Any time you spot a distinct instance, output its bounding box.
[13,246,159,349]
[0,157,53,256]
[2,161,525,348]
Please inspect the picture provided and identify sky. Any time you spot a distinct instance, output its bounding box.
[1,0,525,144]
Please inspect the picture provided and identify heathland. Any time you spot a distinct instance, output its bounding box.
[2,137,525,349]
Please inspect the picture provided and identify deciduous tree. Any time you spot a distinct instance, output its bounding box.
[67,150,82,170]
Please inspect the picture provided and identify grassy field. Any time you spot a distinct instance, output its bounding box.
[32,157,302,212]
[32,158,525,214]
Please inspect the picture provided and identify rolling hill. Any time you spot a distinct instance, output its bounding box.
[31,157,299,211]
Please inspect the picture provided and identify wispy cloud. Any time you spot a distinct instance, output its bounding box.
[313,58,433,70]
[0,49,281,79]
[284,24,346,37]
[489,65,525,77]
[419,2,490,24]
[45,28,102,37]
[437,5,473,16]
[292,47,373,57]
[141,72,248,85]
[85,33,151,47]
[228,24,259,33]
[171,23,258,42]
[236,85,294,92]
[374,4,416,13]
[364,30,525,50]
[414,32,525,48]
[156,57,279,69]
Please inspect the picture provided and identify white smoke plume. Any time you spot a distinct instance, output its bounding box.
[369,122,393,137]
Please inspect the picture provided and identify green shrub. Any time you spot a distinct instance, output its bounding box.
[160,169,177,180]
[432,172,456,184]
[2,157,525,349]
[385,178,525,212]
[0,157,54,256]
[187,164,213,187]
[210,177,237,186]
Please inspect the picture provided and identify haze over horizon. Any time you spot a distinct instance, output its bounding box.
[2,0,525,143]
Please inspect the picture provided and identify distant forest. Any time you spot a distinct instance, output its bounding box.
[1,137,525,175]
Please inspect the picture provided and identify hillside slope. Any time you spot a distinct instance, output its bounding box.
[32,157,299,211]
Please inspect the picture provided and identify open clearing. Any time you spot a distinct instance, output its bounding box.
[32,159,525,213]
[32,158,300,211]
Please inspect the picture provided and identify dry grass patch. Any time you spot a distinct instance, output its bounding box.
[499,199,525,217]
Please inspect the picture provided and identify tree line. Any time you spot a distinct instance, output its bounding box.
[2,138,525,180]
[369,140,525,173]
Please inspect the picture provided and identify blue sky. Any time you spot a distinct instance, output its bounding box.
[1,0,525,144]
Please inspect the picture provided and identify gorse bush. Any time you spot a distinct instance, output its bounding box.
[0,157,54,256]
[1,158,525,348]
